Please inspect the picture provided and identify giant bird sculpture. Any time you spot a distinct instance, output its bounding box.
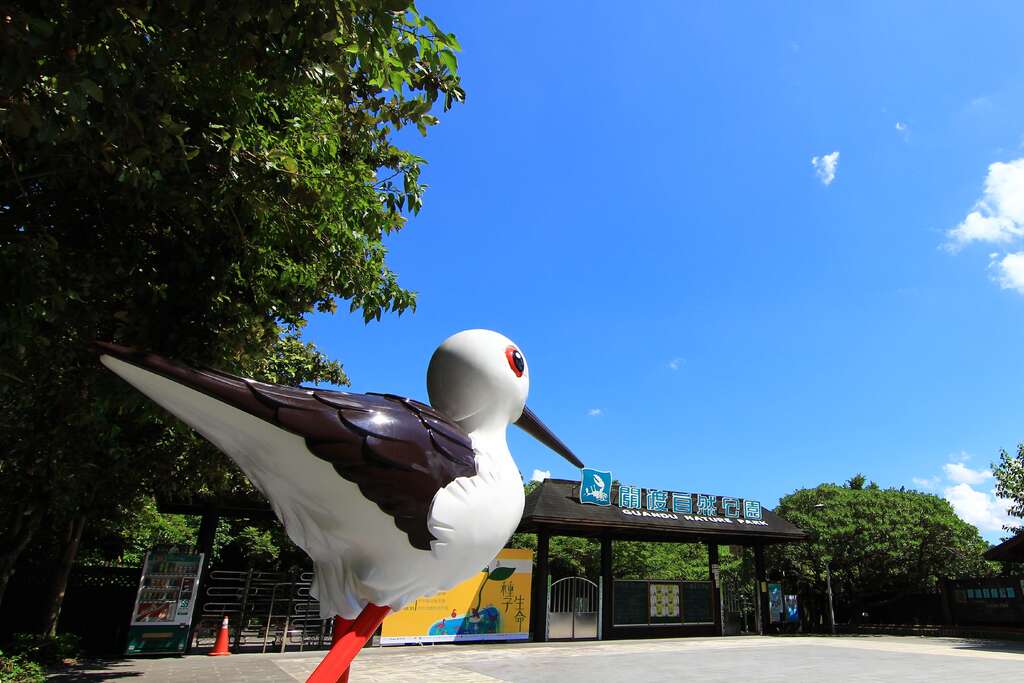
[97,329,582,682]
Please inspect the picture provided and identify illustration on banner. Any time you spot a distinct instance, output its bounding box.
[382,548,533,644]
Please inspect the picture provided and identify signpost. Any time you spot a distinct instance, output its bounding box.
[126,550,204,654]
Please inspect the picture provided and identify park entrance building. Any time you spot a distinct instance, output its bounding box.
[518,477,807,641]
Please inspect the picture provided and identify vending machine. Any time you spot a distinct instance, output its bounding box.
[125,550,204,654]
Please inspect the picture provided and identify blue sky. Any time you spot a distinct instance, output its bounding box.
[305,2,1024,542]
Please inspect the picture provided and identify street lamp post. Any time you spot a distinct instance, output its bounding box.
[825,560,836,635]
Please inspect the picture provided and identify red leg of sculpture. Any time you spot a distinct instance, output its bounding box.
[331,616,354,644]
[330,615,355,683]
[307,604,390,683]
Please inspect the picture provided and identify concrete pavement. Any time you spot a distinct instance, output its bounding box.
[47,634,1024,682]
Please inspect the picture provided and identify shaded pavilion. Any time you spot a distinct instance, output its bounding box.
[517,478,807,640]
[984,531,1024,562]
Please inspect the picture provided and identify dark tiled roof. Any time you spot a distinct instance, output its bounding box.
[518,478,807,545]
[984,531,1024,561]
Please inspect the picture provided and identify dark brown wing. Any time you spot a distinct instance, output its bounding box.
[95,342,477,550]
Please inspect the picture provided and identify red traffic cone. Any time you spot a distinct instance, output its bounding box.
[209,616,231,656]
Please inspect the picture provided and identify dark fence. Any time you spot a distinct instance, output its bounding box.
[780,589,946,632]
[3,564,1019,654]
[946,576,1024,626]
[0,565,140,655]
[854,591,945,626]
[797,576,1024,631]
[0,563,339,656]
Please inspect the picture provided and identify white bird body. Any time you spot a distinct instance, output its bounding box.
[99,330,577,620]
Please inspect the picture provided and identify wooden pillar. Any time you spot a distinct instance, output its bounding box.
[196,506,220,560]
[531,529,550,642]
[939,579,955,626]
[708,542,722,636]
[754,544,768,635]
[186,505,220,653]
[600,536,613,640]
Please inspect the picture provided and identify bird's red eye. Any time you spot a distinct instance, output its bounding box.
[505,346,525,377]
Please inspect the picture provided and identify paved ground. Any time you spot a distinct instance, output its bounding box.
[48,635,1024,682]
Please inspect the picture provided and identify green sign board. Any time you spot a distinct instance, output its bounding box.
[580,468,765,524]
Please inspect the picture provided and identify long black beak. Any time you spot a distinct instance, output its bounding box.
[514,405,584,469]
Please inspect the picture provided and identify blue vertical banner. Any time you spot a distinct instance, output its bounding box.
[784,595,800,623]
[768,583,784,624]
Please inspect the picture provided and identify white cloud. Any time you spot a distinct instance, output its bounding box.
[911,476,940,490]
[530,469,551,482]
[966,95,995,114]
[991,251,1024,293]
[946,158,1024,250]
[811,151,840,186]
[913,451,1013,536]
[943,482,1013,533]
[667,357,684,371]
[895,121,907,132]
[942,461,991,485]
[586,408,603,417]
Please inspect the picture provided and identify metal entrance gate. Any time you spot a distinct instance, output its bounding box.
[547,576,600,640]
[722,576,756,635]
[193,569,333,653]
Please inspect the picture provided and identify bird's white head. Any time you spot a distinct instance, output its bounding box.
[427,329,582,468]
[427,329,528,434]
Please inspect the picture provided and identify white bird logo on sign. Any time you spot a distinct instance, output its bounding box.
[585,472,608,502]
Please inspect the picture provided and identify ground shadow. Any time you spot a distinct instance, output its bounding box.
[781,632,1024,655]
[949,638,1024,655]
[46,659,143,681]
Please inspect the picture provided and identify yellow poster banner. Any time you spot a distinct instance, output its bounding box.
[380,548,533,645]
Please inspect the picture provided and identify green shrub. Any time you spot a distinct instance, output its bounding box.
[0,650,45,683]
[6,633,81,666]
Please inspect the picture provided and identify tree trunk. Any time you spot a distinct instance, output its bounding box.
[0,503,44,609]
[43,514,87,637]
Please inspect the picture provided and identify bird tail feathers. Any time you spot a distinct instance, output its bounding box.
[310,560,366,621]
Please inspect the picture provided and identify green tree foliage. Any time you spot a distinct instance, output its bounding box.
[234,525,282,568]
[0,0,464,624]
[508,532,721,583]
[75,497,203,568]
[993,444,1024,534]
[769,477,994,626]
[508,533,600,580]
[613,542,710,581]
[72,496,319,572]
